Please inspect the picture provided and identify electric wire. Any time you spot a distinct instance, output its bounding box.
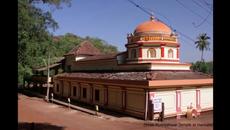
[175,0,211,25]
[197,0,213,10]
[191,0,212,13]
[127,0,152,16]
[126,0,197,44]
[193,10,212,28]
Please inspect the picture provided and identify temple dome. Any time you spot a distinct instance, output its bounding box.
[134,16,172,35]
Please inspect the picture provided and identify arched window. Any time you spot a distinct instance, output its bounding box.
[168,49,174,58]
[147,48,156,58]
[131,49,137,58]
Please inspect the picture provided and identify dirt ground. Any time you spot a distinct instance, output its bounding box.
[18,93,213,130]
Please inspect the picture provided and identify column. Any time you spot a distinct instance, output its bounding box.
[139,47,142,58]
[196,89,201,115]
[176,45,180,59]
[161,43,165,58]
[144,89,149,120]
[121,87,126,110]
[148,92,155,120]
[176,90,182,119]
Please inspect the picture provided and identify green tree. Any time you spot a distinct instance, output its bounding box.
[18,0,71,83]
[86,36,118,54]
[190,61,213,75]
[195,33,210,62]
[18,0,118,84]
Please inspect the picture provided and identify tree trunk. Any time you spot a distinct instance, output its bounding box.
[201,50,204,62]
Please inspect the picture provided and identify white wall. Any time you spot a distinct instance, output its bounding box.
[150,64,190,70]
[152,87,213,117]
[181,89,196,112]
[200,87,213,109]
[139,46,179,60]
[163,46,178,60]
[154,90,177,115]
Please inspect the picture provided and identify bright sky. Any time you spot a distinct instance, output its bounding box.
[37,0,213,63]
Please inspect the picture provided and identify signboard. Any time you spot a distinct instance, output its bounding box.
[48,77,51,83]
[152,97,162,113]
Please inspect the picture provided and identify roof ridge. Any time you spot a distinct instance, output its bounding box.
[64,40,102,56]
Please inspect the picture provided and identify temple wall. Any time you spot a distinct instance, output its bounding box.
[53,78,213,119]
[150,86,213,117]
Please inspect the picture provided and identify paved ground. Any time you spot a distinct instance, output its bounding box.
[18,93,213,130]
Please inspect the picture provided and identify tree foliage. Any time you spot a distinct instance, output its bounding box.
[52,34,118,56]
[194,33,210,61]
[85,36,118,54]
[29,0,71,8]
[18,0,60,67]
[18,0,118,84]
[190,61,213,75]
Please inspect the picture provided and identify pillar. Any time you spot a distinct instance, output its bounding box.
[148,92,155,120]
[161,43,165,58]
[196,89,201,115]
[139,47,142,58]
[177,45,180,59]
[121,87,126,110]
[144,89,149,120]
[176,90,182,119]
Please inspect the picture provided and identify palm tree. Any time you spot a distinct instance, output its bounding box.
[195,33,210,62]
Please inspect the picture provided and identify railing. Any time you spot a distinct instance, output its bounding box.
[128,35,177,43]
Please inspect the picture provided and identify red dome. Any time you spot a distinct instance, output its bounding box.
[134,17,172,34]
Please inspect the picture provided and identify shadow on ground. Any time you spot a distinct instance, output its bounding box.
[18,88,46,99]
[18,89,141,120]
[18,122,65,130]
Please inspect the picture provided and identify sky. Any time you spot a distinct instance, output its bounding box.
[37,0,213,63]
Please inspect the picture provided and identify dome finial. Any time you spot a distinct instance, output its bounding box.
[150,15,154,21]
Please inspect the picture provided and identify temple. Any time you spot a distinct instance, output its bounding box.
[53,16,213,120]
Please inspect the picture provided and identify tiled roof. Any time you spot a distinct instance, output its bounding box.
[65,41,102,56]
[54,71,212,81]
[77,54,117,62]
[33,63,61,71]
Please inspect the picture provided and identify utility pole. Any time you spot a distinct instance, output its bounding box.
[46,50,50,102]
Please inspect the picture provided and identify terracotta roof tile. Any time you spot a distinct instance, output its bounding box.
[65,41,102,56]
[77,54,117,62]
[55,71,212,81]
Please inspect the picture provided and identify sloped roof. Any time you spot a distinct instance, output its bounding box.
[64,41,102,56]
[33,63,61,71]
[77,54,117,62]
[32,57,64,71]
[54,71,212,81]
